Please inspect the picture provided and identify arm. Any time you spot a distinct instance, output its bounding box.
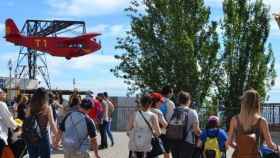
[260,118,279,151]
[91,137,100,158]
[1,102,17,129]
[166,101,175,122]
[158,112,168,128]
[48,106,58,135]
[53,129,63,149]
[193,122,201,136]
[86,117,100,158]
[191,110,201,136]
[225,117,237,149]
[151,114,161,137]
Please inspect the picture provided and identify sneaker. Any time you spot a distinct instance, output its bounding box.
[98,145,107,150]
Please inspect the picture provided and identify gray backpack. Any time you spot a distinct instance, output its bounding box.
[166,108,189,141]
[62,112,88,152]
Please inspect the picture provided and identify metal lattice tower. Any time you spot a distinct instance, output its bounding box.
[14,19,86,89]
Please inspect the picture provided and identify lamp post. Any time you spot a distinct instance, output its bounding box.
[8,59,13,101]
[73,78,76,90]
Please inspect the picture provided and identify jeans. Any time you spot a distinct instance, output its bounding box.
[0,138,5,157]
[106,120,114,145]
[100,120,108,147]
[27,135,50,158]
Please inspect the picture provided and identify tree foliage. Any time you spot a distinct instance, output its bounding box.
[112,0,220,104]
[217,0,276,115]
[112,0,276,114]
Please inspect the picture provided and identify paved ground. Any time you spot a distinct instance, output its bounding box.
[52,131,280,158]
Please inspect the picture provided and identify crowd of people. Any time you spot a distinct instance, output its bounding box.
[127,86,280,158]
[0,88,115,158]
[0,86,280,158]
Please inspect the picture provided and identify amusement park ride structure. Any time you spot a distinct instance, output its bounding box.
[4,19,101,89]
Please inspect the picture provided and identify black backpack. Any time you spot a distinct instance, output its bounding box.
[166,108,189,141]
[22,115,42,144]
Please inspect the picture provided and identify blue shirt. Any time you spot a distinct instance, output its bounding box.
[200,128,228,150]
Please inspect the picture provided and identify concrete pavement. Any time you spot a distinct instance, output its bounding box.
[52,131,280,158]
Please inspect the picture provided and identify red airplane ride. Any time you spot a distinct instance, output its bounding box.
[4,18,101,59]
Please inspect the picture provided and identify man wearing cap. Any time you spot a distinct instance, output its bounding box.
[0,88,18,156]
[54,98,100,158]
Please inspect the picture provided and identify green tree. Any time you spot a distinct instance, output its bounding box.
[217,0,276,117]
[112,0,220,104]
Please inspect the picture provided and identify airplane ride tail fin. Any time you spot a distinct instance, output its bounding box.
[5,18,21,37]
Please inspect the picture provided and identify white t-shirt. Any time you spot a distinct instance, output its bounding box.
[151,108,167,133]
[0,101,17,144]
[101,100,109,122]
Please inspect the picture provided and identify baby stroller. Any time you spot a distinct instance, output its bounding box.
[8,119,29,158]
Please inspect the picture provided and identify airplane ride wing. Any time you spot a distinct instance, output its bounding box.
[63,33,101,44]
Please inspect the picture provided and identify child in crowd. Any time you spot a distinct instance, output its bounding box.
[199,115,228,158]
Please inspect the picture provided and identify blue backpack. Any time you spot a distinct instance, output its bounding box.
[160,98,168,118]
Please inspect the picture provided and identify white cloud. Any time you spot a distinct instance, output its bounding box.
[47,54,118,71]
[110,25,128,36]
[0,23,4,34]
[88,24,109,33]
[88,24,129,38]
[47,0,129,17]
[263,0,280,14]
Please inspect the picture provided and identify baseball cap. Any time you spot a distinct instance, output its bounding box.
[208,115,219,126]
[150,92,164,102]
[80,98,93,110]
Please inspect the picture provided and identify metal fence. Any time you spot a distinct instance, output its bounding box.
[111,106,136,131]
[111,103,280,131]
[262,103,280,126]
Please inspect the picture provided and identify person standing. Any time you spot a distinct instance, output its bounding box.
[54,98,100,158]
[17,95,28,121]
[127,94,161,158]
[150,92,169,158]
[226,89,280,158]
[24,88,58,158]
[160,86,175,122]
[104,92,115,146]
[97,93,109,149]
[167,91,201,158]
[0,88,17,156]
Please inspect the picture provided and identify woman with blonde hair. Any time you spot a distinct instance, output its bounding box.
[226,89,280,158]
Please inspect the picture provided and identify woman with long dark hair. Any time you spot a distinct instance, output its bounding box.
[26,88,58,158]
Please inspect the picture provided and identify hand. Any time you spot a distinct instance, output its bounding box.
[95,154,101,158]
[52,143,59,150]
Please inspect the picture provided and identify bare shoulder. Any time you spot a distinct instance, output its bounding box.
[230,115,238,128]
[258,116,268,126]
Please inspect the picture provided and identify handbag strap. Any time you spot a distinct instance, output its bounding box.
[139,110,157,138]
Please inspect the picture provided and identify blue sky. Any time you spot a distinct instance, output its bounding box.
[0,0,280,101]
